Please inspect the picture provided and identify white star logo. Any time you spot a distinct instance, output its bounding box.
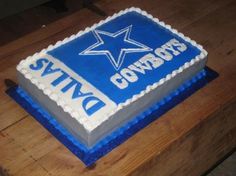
[79,25,152,70]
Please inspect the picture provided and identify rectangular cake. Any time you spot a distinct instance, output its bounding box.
[17,7,207,147]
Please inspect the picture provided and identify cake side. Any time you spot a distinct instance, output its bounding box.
[16,7,208,147]
[17,52,119,145]
[17,71,90,144]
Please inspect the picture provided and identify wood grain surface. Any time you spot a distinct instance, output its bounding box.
[0,0,236,175]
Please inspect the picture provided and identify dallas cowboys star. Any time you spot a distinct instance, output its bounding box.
[79,25,152,70]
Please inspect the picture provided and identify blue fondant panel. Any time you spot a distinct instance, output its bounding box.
[48,11,201,104]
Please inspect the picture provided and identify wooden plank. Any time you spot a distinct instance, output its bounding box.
[163,0,232,29]
[37,146,85,176]
[0,0,235,175]
[14,162,50,176]
[0,132,34,174]
[0,66,28,130]
[130,99,236,176]
[2,117,61,160]
[0,101,27,131]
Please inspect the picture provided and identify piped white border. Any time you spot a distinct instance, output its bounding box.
[17,7,207,132]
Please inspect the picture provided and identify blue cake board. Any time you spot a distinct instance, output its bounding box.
[6,67,218,166]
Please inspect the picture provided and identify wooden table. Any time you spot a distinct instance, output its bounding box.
[0,0,236,175]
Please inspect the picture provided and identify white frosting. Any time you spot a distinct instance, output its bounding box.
[17,7,207,147]
[21,53,117,130]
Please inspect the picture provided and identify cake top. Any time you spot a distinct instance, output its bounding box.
[17,7,207,132]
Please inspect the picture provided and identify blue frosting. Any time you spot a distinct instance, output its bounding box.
[48,11,201,104]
